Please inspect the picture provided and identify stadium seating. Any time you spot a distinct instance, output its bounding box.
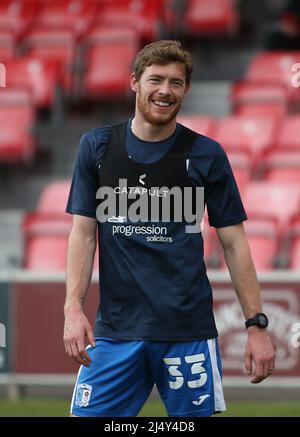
[0,30,16,62]
[5,55,62,108]
[214,115,275,165]
[95,0,165,42]
[226,151,250,193]
[23,180,71,270]
[244,218,279,271]
[36,180,71,214]
[246,51,300,103]
[25,235,68,270]
[19,29,76,92]
[243,181,300,232]
[177,115,215,137]
[290,215,300,270]
[0,88,36,162]
[185,0,239,37]
[230,81,288,119]
[216,217,280,271]
[0,0,38,37]
[82,27,138,99]
[33,0,97,39]
[263,151,300,184]
[275,116,300,151]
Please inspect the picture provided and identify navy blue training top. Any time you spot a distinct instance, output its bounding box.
[66,121,247,341]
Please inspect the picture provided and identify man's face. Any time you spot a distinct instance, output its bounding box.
[131,63,189,126]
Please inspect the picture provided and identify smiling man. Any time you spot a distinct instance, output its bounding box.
[64,40,275,417]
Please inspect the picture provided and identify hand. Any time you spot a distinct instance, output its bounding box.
[245,327,275,384]
[63,306,96,367]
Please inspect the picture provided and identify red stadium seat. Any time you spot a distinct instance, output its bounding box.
[244,219,279,271]
[214,116,275,164]
[25,235,68,270]
[22,213,72,237]
[201,213,220,268]
[243,181,300,231]
[275,116,300,152]
[231,82,288,120]
[6,55,62,108]
[83,27,138,99]
[291,239,300,269]
[23,180,70,271]
[263,151,300,184]
[22,211,71,271]
[290,216,300,270]
[218,218,280,271]
[246,52,300,103]
[185,0,239,37]
[34,0,96,39]
[234,103,287,119]
[177,115,215,137]
[0,30,16,61]
[227,152,250,193]
[20,29,76,92]
[23,215,99,272]
[96,0,165,42]
[37,180,71,214]
[0,88,35,162]
[0,0,38,37]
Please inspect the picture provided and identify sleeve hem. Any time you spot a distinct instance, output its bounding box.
[210,215,248,229]
[66,209,96,219]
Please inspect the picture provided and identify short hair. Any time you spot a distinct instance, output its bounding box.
[133,40,193,85]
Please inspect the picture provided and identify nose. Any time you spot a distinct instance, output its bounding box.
[158,80,171,96]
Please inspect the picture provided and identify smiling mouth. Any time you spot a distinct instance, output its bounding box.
[152,100,173,108]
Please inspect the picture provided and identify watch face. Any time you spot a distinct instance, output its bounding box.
[245,313,269,329]
[257,313,268,327]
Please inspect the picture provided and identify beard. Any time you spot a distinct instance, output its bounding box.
[136,92,182,126]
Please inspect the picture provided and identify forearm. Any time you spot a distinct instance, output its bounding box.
[65,226,96,312]
[223,239,262,320]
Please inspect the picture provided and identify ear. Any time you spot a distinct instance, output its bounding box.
[184,83,190,96]
[130,73,139,93]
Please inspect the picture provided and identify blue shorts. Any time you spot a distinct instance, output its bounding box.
[70,337,226,417]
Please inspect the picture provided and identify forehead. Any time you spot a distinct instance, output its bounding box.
[141,63,186,80]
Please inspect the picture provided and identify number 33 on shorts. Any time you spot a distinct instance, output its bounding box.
[160,343,226,416]
[163,353,207,390]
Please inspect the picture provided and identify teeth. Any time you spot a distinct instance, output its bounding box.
[153,100,172,107]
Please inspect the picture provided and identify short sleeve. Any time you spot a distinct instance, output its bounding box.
[66,134,99,219]
[205,144,248,228]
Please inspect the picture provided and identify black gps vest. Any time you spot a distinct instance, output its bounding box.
[94,122,218,341]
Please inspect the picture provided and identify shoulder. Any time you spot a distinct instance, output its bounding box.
[190,132,226,160]
[177,124,225,159]
[183,128,229,175]
[81,125,111,148]
[79,125,112,165]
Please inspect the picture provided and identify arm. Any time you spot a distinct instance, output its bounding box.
[216,223,275,383]
[63,214,97,367]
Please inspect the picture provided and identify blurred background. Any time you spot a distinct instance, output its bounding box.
[0,0,300,416]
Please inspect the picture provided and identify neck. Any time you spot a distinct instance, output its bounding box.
[131,114,176,141]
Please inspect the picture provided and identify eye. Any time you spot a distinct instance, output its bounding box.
[149,78,161,83]
[171,81,184,87]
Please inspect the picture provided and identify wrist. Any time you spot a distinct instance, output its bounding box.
[64,298,84,315]
[247,325,268,335]
[245,312,268,329]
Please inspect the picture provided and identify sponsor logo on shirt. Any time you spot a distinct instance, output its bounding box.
[96,177,204,234]
[139,174,146,185]
[111,224,173,242]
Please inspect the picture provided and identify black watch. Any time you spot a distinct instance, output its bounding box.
[245,313,268,329]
